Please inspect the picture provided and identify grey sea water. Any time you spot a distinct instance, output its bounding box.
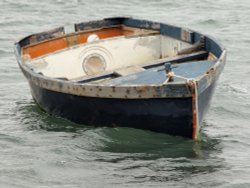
[0,0,250,187]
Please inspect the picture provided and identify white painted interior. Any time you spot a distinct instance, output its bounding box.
[24,35,192,80]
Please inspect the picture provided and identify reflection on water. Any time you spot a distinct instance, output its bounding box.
[15,99,90,133]
[14,99,226,182]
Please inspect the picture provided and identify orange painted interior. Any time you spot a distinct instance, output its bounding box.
[23,38,67,59]
[78,27,124,43]
[22,27,134,59]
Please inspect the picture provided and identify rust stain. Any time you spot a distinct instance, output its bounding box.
[206,67,214,75]
[192,91,197,140]
[66,35,80,47]
[186,80,198,140]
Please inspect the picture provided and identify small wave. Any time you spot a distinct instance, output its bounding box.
[229,85,249,94]
[198,19,219,26]
[211,105,247,119]
[0,133,23,144]
[219,83,249,95]
[0,49,12,55]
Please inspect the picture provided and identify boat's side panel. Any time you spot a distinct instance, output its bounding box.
[196,52,226,125]
[18,27,65,48]
[122,18,195,44]
[198,81,217,126]
[29,81,194,138]
[75,17,126,31]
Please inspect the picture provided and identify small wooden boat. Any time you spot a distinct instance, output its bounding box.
[14,17,226,140]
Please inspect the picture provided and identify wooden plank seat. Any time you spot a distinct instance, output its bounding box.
[101,68,166,86]
[113,66,145,77]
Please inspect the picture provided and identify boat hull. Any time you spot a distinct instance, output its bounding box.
[14,17,227,139]
[29,81,194,138]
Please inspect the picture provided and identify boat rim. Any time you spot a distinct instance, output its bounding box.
[14,17,227,99]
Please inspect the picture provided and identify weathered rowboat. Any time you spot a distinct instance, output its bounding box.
[14,17,226,140]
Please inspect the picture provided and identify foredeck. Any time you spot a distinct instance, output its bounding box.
[99,60,216,86]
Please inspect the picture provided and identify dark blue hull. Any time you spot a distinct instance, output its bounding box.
[29,82,194,138]
[198,82,217,126]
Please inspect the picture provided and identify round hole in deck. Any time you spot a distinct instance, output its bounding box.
[82,53,106,76]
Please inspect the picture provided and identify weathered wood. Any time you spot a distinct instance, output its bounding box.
[114,66,145,76]
[102,68,166,86]
[177,36,205,55]
[143,51,208,69]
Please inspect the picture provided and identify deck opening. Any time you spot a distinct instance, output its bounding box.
[83,53,106,76]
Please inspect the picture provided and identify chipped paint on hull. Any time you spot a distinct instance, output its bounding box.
[29,81,194,138]
[14,17,227,140]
